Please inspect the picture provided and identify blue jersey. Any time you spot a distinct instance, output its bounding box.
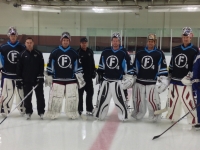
[193,52,200,80]
[0,41,25,77]
[133,47,168,85]
[47,46,83,82]
[169,43,198,85]
[98,46,133,81]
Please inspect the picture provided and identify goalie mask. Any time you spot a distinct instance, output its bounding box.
[182,27,193,37]
[60,32,71,41]
[7,27,18,37]
[111,32,121,41]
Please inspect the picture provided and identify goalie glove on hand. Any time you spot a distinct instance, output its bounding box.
[121,74,136,90]
[155,76,170,94]
[181,72,193,86]
[45,75,53,87]
[75,73,86,89]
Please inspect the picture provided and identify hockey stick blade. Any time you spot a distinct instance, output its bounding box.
[152,103,200,140]
[152,135,161,140]
[154,108,167,115]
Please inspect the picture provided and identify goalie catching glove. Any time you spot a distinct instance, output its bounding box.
[121,74,136,89]
[75,73,86,89]
[181,71,193,86]
[155,76,170,93]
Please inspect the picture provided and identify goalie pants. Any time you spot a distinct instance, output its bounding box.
[23,83,45,115]
[166,84,197,124]
[78,80,94,113]
[132,82,161,121]
[0,77,24,115]
[93,80,128,121]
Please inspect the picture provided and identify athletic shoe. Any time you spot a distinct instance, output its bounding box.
[39,114,44,120]
[26,114,31,120]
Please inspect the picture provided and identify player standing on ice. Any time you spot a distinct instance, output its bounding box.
[0,27,25,117]
[167,27,198,125]
[131,34,169,122]
[93,32,134,121]
[45,32,85,120]
[16,37,45,120]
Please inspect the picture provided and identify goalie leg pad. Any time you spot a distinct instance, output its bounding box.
[45,83,65,119]
[65,83,79,119]
[166,84,184,122]
[146,84,161,122]
[93,81,112,120]
[132,83,146,120]
[15,87,25,114]
[111,81,128,121]
[181,85,197,124]
[0,79,15,115]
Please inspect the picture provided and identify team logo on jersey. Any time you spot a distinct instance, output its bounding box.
[175,53,187,68]
[106,55,119,69]
[57,55,72,68]
[7,50,19,64]
[141,56,154,69]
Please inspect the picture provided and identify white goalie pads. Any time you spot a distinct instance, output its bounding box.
[121,74,136,89]
[181,72,193,86]
[155,76,170,93]
[75,73,86,89]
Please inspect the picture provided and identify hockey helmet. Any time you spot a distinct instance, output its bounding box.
[147,34,157,41]
[7,27,18,37]
[60,32,71,41]
[182,27,193,37]
[111,32,121,41]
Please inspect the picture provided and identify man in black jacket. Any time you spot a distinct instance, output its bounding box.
[16,37,45,120]
[77,37,96,116]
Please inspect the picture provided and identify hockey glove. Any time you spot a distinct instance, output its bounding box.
[121,74,136,90]
[181,72,193,86]
[75,73,86,89]
[96,71,104,85]
[45,75,53,87]
[16,79,23,89]
[155,76,170,93]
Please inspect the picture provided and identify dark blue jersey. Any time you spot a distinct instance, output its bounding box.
[169,43,198,85]
[133,47,168,85]
[47,46,83,82]
[97,46,133,81]
[0,41,25,77]
[192,52,200,81]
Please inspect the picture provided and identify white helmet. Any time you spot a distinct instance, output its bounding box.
[7,27,18,37]
[60,32,71,41]
[147,34,157,41]
[182,27,193,36]
[111,32,121,41]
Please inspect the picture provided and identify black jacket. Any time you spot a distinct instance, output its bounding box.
[77,47,96,82]
[16,49,44,84]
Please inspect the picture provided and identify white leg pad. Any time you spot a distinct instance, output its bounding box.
[15,86,25,114]
[0,79,15,115]
[65,83,79,119]
[46,83,65,119]
[93,81,112,120]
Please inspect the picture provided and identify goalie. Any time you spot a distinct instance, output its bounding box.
[45,32,85,120]
[131,34,169,122]
[93,32,134,121]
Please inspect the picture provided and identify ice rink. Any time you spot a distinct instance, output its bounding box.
[0,82,199,150]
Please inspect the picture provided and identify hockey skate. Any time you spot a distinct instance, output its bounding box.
[194,124,200,130]
[39,114,44,120]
